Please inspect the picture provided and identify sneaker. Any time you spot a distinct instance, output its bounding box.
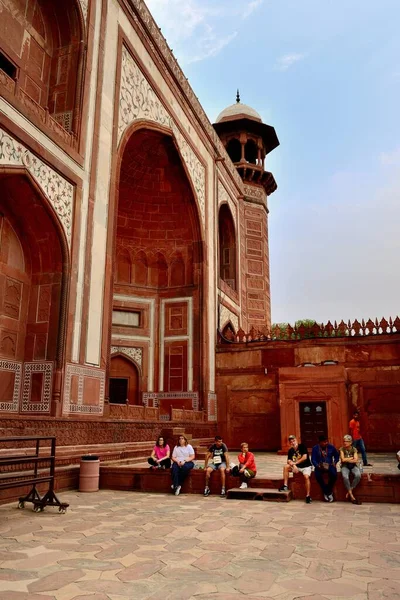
[278,485,288,492]
[305,496,312,504]
[328,494,334,503]
[203,487,211,497]
[239,482,248,489]
[324,494,329,502]
[175,485,181,496]
[220,487,226,497]
[171,484,174,490]
[365,463,373,467]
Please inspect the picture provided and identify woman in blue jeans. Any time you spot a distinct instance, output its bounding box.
[171,435,195,496]
[340,435,362,505]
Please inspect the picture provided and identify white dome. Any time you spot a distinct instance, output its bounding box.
[216,102,262,123]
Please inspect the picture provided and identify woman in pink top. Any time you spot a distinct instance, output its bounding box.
[148,435,171,469]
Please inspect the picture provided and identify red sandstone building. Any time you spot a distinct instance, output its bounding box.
[0,0,399,453]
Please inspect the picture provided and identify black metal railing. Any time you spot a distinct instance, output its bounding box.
[0,436,69,513]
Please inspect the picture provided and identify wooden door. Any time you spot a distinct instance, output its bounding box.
[299,401,328,448]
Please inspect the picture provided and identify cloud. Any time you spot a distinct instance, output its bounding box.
[187,30,238,64]
[274,53,306,71]
[145,0,263,64]
[242,0,263,18]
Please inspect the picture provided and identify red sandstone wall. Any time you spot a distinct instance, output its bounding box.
[216,335,400,451]
[0,417,217,446]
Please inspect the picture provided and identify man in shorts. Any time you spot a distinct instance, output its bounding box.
[203,435,230,497]
[279,434,312,503]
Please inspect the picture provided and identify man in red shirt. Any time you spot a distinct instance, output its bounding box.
[349,410,372,467]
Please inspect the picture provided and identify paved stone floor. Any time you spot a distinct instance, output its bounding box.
[1,490,400,600]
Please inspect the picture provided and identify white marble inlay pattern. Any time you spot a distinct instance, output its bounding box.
[0,128,74,246]
[0,359,22,412]
[220,304,239,333]
[21,362,53,413]
[111,346,142,366]
[79,0,89,23]
[63,364,105,414]
[118,46,205,223]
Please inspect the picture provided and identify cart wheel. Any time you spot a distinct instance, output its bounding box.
[33,505,43,513]
[18,501,25,509]
[59,506,67,514]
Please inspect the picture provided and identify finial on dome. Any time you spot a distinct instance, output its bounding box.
[236,89,240,103]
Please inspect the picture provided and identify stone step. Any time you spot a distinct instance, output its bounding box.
[226,487,292,502]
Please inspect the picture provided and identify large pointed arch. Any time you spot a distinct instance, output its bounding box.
[0,169,70,414]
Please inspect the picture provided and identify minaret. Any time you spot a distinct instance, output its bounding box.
[213,93,279,330]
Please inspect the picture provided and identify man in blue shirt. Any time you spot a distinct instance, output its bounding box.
[311,435,339,502]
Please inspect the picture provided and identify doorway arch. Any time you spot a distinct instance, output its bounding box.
[109,354,140,405]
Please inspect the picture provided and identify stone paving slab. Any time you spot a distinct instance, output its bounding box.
[0,490,399,600]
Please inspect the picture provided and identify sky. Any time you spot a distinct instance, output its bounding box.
[146,0,400,325]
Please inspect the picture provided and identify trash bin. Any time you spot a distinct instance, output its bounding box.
[79,455,100,492]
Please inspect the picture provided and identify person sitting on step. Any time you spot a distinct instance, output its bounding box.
[148,435,171,470]
[311,434,339,502]
[203,435,231,497]
[279,434,312,504]
[232,442,257,489]
[340,434,362,505]
[171,435,195,496]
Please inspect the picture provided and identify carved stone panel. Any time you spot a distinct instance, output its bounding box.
[0,128,74,246]
[63,364,105,414]
[37,285,51,322]
[111,346,143,367]
[0,329,17,359]
[3,278,22,319]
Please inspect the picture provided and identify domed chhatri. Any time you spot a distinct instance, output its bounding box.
[216,102,262,123]
[216,91,262,123]
[213,91,279,195]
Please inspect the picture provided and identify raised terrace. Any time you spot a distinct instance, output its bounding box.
[1,430,399,505]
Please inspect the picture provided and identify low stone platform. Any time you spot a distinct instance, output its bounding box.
[226,487,292,502]
[99,464,400,504]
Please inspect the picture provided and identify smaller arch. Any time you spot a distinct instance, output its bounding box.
[116,248,132,283]
[218,203,237,291]
[222,321,236,341]
[109,353,141,405]
[148,252,167,288]
[133,250,148,286]
[245,139,258,164]
[170,251,185,287]
[226,138,242,163]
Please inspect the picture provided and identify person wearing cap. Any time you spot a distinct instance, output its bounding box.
[340,434,362,504]
[311,435,339,502]
[279,435,312,503]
